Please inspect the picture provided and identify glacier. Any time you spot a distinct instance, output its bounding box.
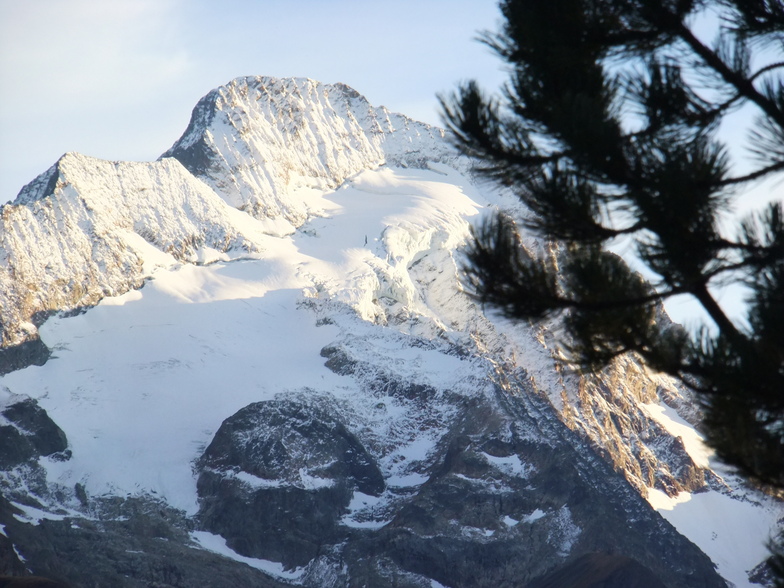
[0,75,781,588]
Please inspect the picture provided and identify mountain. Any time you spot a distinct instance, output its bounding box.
[0,76,780,588]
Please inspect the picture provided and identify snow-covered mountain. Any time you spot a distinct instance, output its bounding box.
[0,76,780,588]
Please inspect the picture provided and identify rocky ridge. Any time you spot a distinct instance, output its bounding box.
[0,76,455,350]
[162,76,459,222]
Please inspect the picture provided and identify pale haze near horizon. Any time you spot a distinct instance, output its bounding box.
[0,0,506,202]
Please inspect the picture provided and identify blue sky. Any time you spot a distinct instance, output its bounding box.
[0,0,506,201]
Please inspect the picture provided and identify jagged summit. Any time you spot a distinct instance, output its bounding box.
[0,152,266,348]
[161,76,458,222]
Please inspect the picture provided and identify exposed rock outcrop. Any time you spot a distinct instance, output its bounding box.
[162,76,458,222]
[190,348,725,588]
[197,398,384,568]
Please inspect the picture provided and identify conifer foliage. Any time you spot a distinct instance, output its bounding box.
[442,0,784,493]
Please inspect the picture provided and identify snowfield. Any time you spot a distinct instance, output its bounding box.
[2,165,480,514]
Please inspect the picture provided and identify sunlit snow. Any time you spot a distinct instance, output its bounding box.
[643,401,712,468]
[1,165,480,515]
[640,401,782,586]
[648,486,781,587]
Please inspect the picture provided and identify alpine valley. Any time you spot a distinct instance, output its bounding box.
[0,76,781,588]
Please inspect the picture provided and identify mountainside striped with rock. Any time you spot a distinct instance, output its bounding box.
[0,76,780,588]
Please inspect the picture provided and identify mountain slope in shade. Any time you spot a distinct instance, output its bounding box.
[0,77,780,588]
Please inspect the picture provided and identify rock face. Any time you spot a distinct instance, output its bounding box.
[197,399,385,568]
[162,76,457,222]
[0,338,49,377]
[0,575,71,588]
[0,399,67,469]
[549,354,714,498]
[191,352,723,588]
[525,552,668,588]
[0,76,778,587]
[0,495,290,588]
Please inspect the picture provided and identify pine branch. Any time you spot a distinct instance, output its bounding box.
[718,159,784,185]
[450,0,784,531]
[676,21,784,128]
[692,282,747,343]
[749,61,784,83]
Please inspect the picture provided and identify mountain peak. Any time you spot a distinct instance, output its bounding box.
[161,76,458,221]
[0,77,458,350]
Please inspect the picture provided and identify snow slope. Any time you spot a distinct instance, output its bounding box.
[1,164,480,514]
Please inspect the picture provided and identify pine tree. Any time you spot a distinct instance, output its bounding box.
[442,0,784,497]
